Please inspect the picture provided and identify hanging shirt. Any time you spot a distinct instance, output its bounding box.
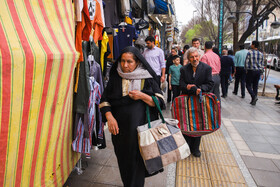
[100,31,109,71]
[72,77,101,154]
[90,0,104,42]
[113,25,138,60]
[103,0,120,27]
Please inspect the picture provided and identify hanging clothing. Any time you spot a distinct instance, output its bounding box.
[82,0,92,41]
[103,0,120,27]
[72,77,102,153]
[90,0,104,42]
[100,31,109,72]
[113,25,138,60]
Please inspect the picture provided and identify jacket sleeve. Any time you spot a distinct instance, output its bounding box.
[200,66,214,92]
[99,79,112,122]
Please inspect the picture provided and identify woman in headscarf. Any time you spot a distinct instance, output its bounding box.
[99,46,165,187]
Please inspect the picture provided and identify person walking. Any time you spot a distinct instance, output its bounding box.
[180,47,214,157]
[183,38,204,65]
[220,49,234,98]
[143,36,166,86]
[245,40,264,105]
[100,46,165,187]
[166,48,179,102]
[200,41,221,101]
[233,44,248,98]
[169,55,183,102]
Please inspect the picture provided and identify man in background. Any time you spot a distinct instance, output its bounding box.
[183,38,204,65]
[245,41,264,105]
[143,36,166,86]
[220,49,234,98]
[200,41,221,101]
[233,44,248,98]
[166,47,179,102]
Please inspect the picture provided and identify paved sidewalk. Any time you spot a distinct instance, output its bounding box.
[64,82,280,187]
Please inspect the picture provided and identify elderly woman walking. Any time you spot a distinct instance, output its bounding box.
[100,46,165,187]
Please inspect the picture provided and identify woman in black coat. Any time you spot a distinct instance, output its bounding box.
[100,47,165,187]
[180,47,214,157]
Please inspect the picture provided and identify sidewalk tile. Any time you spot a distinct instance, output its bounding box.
[93,165,123,186]
[211,181,247,187]
[184,152,207,164]
[259,130,280,137]
[205,152,238,167]
[253,123,275,131]
[145,168,167,187]
[233,140,250,151]
[176,161,210,179]
[249,169,280,187]
[272,159,280,171]
[253,152,280,159]
[229,132,244,141]
[176,176,211,187]
[265,137,280,145]
[273,145,280,154]
[238,150,254,156]
[89,183,121,187]
[208,165,246,183]
[225,126,238,134]
[105,154,118,168]
[242,134,268,144]
[237,128,260,136]
[241,156,280,172]
[247,142,278,154]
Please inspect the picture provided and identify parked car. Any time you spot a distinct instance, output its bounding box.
[276,59,280,71]
[265,54,279,69]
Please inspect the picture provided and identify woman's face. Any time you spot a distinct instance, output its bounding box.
[120,53,139,73]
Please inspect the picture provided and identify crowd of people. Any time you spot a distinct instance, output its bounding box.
[99,35,264,187]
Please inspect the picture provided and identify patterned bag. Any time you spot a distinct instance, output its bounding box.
[137,96,190,174]
[171,93,221,137]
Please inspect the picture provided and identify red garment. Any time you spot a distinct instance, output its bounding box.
[82,0,92,41]
[201,51,221,75]
[91,0,103,42]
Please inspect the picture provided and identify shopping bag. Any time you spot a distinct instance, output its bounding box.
[137,96,190,174]
[171,93,221,137]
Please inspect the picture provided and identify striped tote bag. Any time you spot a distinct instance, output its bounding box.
[171,93,221,137]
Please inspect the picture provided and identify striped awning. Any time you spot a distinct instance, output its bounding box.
[0,0,79,186]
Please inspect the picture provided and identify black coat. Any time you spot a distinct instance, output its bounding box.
[180,61,214,95]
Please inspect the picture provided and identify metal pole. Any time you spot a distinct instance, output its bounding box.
[256,18,259,41]
[218,0,224,53]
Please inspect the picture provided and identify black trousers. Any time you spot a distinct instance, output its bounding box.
[220,73,230,96]
[155,76,161,87]
[246,70,261,100]
[211,74,221,101]
[171,85,180,102]
[167,75,172,102]
[233,67,246,96]
[183,135,201,153]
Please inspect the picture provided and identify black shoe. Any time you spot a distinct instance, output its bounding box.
[251,97,258,105]
[232,92,237,95]
[241,95,245,98]
[221,95,227,98]
[192,151,201,157]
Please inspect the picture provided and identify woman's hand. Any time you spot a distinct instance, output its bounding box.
[196,88,201,95]
[105,112,119,135]
[129,90,155,107]
[128,90,144,100]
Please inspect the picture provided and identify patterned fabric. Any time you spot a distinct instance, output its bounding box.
[0,1,78,186]
[137,119,190,174]
[72,77,101,153]
[171,93,221,137]
[245,50,264,72]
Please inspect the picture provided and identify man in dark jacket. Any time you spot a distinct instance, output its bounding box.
[220,49,235,98]
[180,47,214,157]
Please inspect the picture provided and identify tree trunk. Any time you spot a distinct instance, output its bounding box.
[233,22,239,53]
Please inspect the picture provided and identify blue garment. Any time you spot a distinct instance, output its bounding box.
[234,49,248,67]
[245,50,264,72]
[113,25,138,60]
